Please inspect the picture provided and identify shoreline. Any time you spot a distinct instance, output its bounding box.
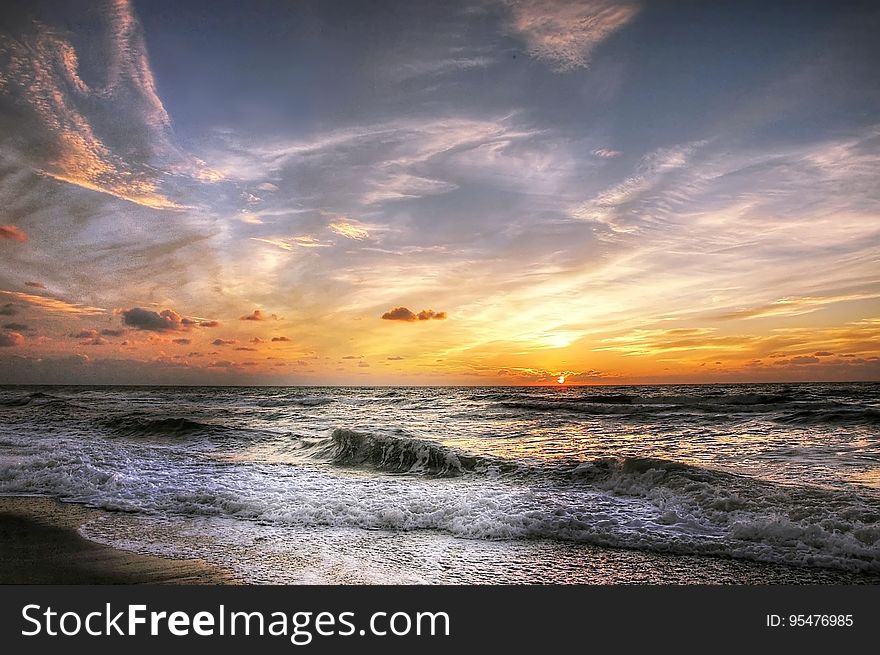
[0,496,236,584]
[2,495,878,585]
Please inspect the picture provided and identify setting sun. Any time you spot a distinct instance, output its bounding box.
[557,376,566,384]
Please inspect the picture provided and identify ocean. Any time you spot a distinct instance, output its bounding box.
[1,383,878,584]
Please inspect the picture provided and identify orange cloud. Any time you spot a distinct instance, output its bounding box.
[0,331,25,347]
[0,225,27,242]
[1,291,104,316]
[25,281,47,289]
[240,309,264,321]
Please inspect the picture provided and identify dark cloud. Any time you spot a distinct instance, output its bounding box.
[3,323,27,331]
[381,307,447,321]
[250,337,265,344]
[199,320,221,328]
[0,225,27,242]
[240,309,264,321]
[271,336,290,342]
[100,328,125,336]
[382,307,417,321]
[0,304,17,316]
[814,351,834,357]
[70,329,99,339]
[212,338,238,346]
[25,282,46,289]
[121,307,187,332]
[172,338,192,345]
[387,355,404,360]
[0,331,24,347]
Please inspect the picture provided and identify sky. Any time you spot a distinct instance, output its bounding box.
[0,0,878,385]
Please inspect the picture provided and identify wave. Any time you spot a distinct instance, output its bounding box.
[305,428,490,476]
[0,391,67,408]
[255,396,333,408]
[101,415,232,439]
[2,433,878,573]
[775,408,880,427]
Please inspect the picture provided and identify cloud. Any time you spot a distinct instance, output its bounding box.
[172,338,192,345]
[235,346,257,351]
[0,331,24,347]
[100,328,125,336]
[251,236,333,251]
[0,0,222,212]
[0,290,104,316]
[250,337,265,344]
[256,182,278,192]
[0,225,27,242]
[70,329,99,339]
[82,336,109,346]
[240,309,265,321]
[381,307,448,322]
[251,117,543,211]
[712,292,880,321]
[3,322,27,331]
[328,221,370,240]
[199,320,220,328]
[212,338,238,346]
[387,355,404,360]
[503,0,640,71]
[0,304,16,316]
[358,361,370,367]
[271,336,291,342]
[592,148,622,158]
[120,307,187,331]
[496,366,607,383]
[24,281,46,289]
[571,141,705,231]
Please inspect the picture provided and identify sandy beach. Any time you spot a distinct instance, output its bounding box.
[0,496,235,584]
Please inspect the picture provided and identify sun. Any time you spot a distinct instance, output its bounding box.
[557,375,566,384]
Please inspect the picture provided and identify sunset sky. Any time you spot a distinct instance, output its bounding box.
[1,0,878,385]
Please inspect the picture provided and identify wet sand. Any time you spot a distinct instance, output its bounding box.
[0,496,236,584]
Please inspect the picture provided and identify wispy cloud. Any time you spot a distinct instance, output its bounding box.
[0,290,104,316]
[328,221,370,240]
[503,0,640,71]
[250,236,333,251]
[0,0,219,209]
[712,292,880,321]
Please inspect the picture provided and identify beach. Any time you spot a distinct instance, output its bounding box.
[1,384,879,584]
[0,496,233,584]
